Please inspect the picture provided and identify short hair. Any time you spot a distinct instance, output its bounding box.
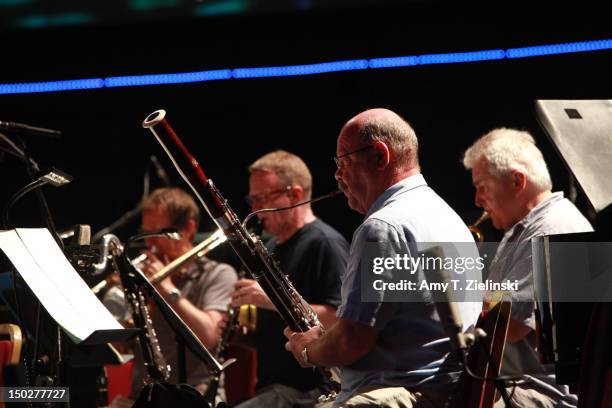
[248,150,312,200]
[357,112,419,168]
[463,127,552,191]
[140,187,200,230]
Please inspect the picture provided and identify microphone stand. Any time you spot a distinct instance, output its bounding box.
[92,154,170,243]
[91,169,150,243]
[1,132,68,405]
[92,206,142,243]
[11,135,63,247]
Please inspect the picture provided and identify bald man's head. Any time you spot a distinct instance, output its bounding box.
[341,108,419,169]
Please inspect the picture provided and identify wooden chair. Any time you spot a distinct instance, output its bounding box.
[0,324,23,408]
[105,359,135,404]
[224,344,257,405]
[449,296,512,408]
[577,302,612,408]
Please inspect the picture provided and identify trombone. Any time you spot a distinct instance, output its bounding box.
[91,229,227,294]
[149,228,227,284]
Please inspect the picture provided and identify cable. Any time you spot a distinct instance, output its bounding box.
[0,132,40,170]
[242,190,341,229]
[2,179,48,229]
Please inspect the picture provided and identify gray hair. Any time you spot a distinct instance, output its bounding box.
[358,112,419,168]
[463,127,552,191]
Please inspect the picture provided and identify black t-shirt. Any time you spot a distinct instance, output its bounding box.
[255,218,348,391]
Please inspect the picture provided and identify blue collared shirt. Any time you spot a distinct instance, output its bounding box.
[336,174,482,404]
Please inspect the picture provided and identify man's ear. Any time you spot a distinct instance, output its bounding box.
[182,219,197,241]
[291,185,305,202]
[511,170,527,192]
[373,141,390,170]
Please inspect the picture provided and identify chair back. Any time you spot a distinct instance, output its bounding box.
[0,324,23,408]
[449,297,512,408]
[224,344,257,404]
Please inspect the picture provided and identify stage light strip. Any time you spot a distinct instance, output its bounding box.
[104,69,233,87]
[369,56,419,69]
[506,39,612,59]
[0,78,104,95]
[369,49,505,68]
[232,59,369,78]
[1,39,611,94]
[419,49,506,65]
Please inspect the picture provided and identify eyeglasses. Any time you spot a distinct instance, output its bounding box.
[245,186,292,206]
[138,225,183,235]
[333,145,373,169]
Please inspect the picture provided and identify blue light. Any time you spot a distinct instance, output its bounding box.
[104,70,233,87]
[128,0,180,11]
[0,78,103,95]
[507,39,612,59]
[369,56,419,69]
[419,49,505,65]
[14,12,93,28]
[194,0,248,16]
[232,60,369,78]
[1,39,611,95]
[0,0,34,6]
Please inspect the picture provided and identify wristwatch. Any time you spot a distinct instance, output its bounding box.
[168,288,182,303]
[301,346,315,368]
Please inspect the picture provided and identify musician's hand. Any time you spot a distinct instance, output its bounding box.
[283,326,323,368]
[142,251,176,296]
[231,279,276,311]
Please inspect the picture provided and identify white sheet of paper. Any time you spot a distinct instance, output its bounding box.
[0,228,122,343]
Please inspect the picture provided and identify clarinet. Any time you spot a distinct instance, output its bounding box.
[213,306,239,359]
[143,110,338,392]
[213,270,246,360]
[111,237,170,383]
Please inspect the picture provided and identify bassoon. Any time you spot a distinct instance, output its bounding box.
[142,110,338,393]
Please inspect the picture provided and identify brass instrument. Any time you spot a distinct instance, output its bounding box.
[92,229,225,295]
[468,210,489,243]
[149,228,227,284]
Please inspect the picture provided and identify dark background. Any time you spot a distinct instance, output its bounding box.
[1,4,611,244]
[0,0,415,30]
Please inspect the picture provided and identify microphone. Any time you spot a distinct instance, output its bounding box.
[242,190,341,229]
[150,155,171,186]
[0,120,61,139]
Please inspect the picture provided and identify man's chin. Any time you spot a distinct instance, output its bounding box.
[346,196,365,214]
[261,222,279,237]
[490,216,505,231]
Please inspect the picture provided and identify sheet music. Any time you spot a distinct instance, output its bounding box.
[0,228,122,343]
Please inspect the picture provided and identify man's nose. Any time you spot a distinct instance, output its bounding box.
[334,165,343,181]
[474,192,484,208]
[251,200,263,212]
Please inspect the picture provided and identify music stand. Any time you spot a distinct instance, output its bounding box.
[0,228,137,343]
[534,99,612,390]
[535,99,612,213]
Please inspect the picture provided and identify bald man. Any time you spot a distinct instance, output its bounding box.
[285,109,482,407]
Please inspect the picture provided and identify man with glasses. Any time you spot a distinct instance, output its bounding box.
[229,150,348,408]
[127,187,237,401]
[285,109,481,407]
